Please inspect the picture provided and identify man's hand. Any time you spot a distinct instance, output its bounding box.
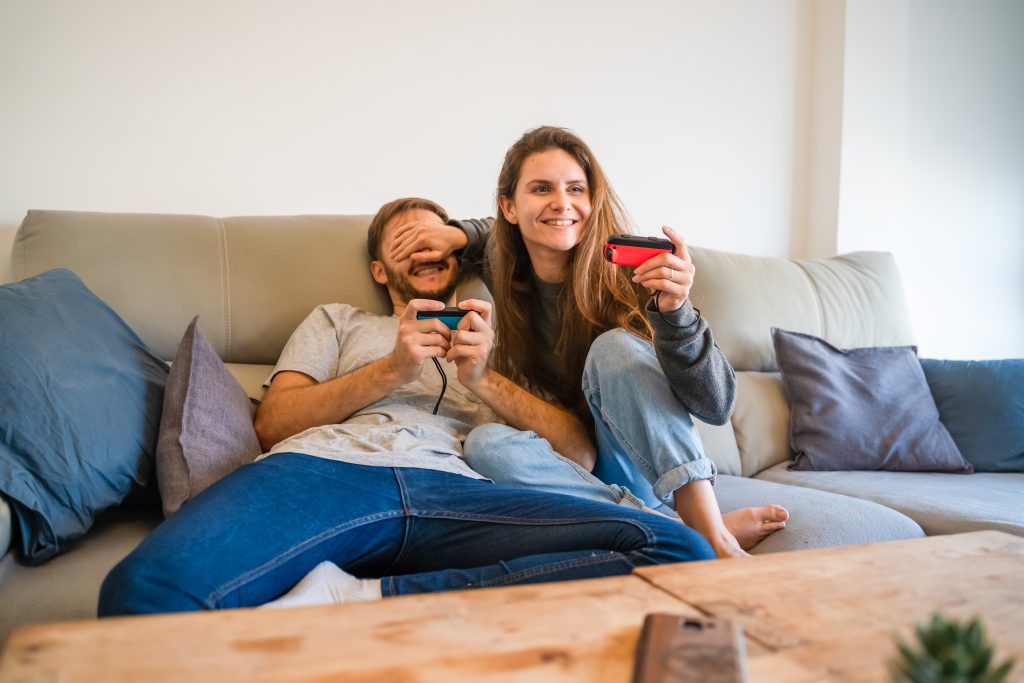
[387,299,452,385]
[631,226,694,313]
[389,217,468,263]
[445,299,494,389]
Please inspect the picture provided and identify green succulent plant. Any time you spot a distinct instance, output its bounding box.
[891,614,1015,683]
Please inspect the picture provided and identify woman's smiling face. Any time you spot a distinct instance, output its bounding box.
[499,148,592,270]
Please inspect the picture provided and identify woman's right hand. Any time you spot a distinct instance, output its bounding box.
[389,218,468,263]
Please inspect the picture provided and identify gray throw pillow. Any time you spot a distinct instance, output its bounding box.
[771,328,972,473]
[157,317,262,517]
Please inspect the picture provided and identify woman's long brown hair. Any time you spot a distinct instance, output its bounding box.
[491,126,654,420]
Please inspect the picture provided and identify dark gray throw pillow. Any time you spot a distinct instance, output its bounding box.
[770,328,971,473]
[157,317,262,517]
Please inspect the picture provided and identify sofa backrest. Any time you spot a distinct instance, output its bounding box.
[14,210,393,363]
[688,246,916,373]
[13,210,917,477]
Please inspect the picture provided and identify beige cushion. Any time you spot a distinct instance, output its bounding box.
[14,211,387,363]
[756,463,1024,538]
[225,363,275,402]
[14,210,493,366]
[692,420,742,476]
[689,247,916,372]
[732,372,793,476]
[0,507,161,645]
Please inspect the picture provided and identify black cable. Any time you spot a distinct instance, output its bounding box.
[653,290,701,329]
[430,357,447,415]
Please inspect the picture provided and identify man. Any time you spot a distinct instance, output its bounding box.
[98,198,713,615]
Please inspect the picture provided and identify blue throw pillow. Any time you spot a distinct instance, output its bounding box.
[920,358,1024,473]
[0,269,168,564]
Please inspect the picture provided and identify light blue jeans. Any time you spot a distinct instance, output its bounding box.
[464,329,716,516]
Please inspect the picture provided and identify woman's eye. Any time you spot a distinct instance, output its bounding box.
[532,184,550,193]
[570,185,587,194]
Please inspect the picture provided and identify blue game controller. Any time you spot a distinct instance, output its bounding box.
[416,307,468,330]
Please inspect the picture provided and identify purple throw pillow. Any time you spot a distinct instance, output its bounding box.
[156,317,262,517]
[771,328,971,473]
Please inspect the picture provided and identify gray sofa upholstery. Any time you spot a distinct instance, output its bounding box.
[1,209,1018,644]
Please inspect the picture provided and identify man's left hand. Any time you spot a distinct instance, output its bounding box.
[445,299,494,388]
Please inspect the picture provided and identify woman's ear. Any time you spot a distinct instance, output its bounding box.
[498,196,518,225]
[370,260,388,285]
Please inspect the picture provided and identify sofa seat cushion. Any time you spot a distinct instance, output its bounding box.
[0,506,161,646]
[756,462,1024,537]
[714,475,924,555]
[225,363,274,402]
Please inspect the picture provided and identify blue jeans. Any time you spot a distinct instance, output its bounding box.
[464,329,715,515]
[98,453,713,615]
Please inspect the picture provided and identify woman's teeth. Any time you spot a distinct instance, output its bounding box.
[544,220,575,226]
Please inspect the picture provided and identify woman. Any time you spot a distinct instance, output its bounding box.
[390,126,787,557]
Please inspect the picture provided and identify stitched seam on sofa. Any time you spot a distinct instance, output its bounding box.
[793,260,827,340]
[217,217,232,360]
[202,509,405,608]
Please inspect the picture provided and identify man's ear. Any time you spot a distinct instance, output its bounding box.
[370,260,388,285]
[498,196,518,225]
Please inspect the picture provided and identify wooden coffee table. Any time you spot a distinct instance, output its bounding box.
[1,531,1021,683]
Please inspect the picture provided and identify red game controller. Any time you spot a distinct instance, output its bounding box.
[603,234,675,266]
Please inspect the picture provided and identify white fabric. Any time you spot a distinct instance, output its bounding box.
[756,462,1024,537]
[262,561,381,608]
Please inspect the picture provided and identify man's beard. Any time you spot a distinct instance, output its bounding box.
[383,261,459,304]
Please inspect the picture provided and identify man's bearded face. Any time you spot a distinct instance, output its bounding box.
[377,209,460,304]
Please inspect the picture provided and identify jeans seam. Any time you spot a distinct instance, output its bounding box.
[381,469,414,576]
[203,509,404,608]
[471,551,634,589]
[405,510,656,527]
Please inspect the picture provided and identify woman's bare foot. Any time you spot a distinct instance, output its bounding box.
[722,505,789,551]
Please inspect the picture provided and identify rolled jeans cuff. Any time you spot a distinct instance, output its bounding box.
[652,458,717,501]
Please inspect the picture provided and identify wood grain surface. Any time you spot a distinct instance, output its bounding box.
[0,575,700,683]
[636,531,1024,682]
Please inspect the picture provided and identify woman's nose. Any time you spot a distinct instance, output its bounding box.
[550,189,572,210]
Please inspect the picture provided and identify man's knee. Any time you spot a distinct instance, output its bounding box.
[98,550,199,616]
[99,553,151,616]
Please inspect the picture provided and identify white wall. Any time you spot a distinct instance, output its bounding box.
[837,0,1024,358]
[0,0,801,257]
[1,1,1021,358]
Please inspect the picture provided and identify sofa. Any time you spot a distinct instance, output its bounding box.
[1,209,1021,645]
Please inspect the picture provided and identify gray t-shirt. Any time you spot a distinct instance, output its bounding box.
[259,304,500,479]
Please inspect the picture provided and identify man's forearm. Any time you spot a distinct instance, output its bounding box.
[254,358,404,451]
[469,368,596,470]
